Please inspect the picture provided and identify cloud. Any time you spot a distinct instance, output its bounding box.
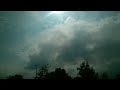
[24,12,120,77]
[1,11,120,78]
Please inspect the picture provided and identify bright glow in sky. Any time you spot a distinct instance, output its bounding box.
[51,11,64,15]
[47,11,64,17]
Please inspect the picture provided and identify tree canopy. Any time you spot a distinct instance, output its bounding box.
[6,61,120,80]
[77,61,99,80]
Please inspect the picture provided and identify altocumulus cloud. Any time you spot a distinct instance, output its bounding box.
[25,12,120,78]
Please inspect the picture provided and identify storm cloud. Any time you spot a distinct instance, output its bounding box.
[24,12,120,77]
[1,11,120,78]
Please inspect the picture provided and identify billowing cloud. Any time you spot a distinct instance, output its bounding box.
[1,11,120,78]
[24,12,120,78]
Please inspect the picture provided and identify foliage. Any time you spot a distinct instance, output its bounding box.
[6,61,120,80]
[77,61,99,80]
[100,72,109,79]
[48,68,71,80]
[7,74,23,79]
[37,64,49,80]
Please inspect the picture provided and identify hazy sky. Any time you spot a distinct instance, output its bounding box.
[0,11,120,79]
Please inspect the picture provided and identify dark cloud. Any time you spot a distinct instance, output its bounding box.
[1,11,120,78]
[25,12,120,78]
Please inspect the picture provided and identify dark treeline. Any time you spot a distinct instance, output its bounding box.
[7,61,120,80]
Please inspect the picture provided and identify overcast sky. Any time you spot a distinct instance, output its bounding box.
[0,11,120,79]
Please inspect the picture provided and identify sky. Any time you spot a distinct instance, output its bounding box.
[0,11,120,79]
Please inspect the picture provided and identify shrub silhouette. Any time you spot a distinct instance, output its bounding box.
[7,74,23,79]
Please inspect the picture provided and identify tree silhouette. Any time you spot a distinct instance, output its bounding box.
[77,61,99,80]
[73,76,81,80]
[100,72,109,79]
[7,74,23,79]
[35,64,72,80]
[48,68,71,80]
[115,73,120,80]
[37,64,49,80]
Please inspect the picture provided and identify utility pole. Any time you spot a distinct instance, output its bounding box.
[34,64,38,79]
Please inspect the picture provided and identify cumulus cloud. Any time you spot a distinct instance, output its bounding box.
[23,12,120,77]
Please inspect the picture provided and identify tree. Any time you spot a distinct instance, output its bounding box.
[77,61,99,80]
[7,74,23,79]
[37,64,49,80]
[48,68,71,80]
[73,76,81,80]
[115,73,120,80]
[100,72,109,79]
